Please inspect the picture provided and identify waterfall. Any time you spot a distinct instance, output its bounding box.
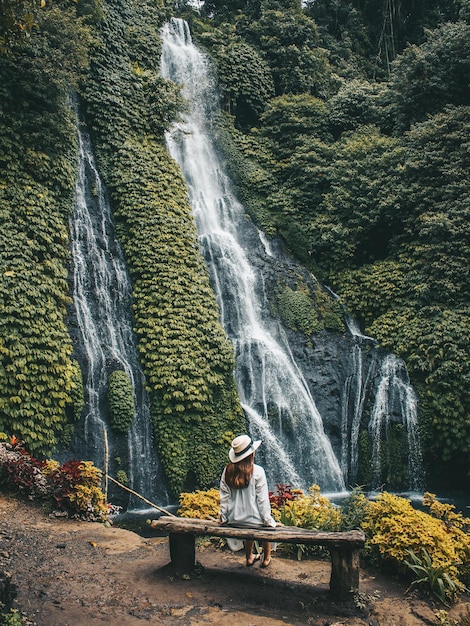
[340,344,378,483]
[161,18,345,492]
[369,354,424,491]
[69,117,168,506]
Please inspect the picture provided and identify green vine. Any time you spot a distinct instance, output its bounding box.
[107,370,135,433]
[0,2,91,454]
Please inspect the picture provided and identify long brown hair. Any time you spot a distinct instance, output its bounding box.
[224,453,254,489]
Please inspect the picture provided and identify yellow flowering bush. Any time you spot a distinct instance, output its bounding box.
[422,492,470,585]
[178,488,220,519]
[272,484,341,531]
[362,492,470,590]
[41,459,60,476]
[68,484,107,517]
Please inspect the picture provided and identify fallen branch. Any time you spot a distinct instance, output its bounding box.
[106,474,177,517]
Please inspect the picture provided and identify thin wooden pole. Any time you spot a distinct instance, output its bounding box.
[106,474,177,517]
[103,427,109,502]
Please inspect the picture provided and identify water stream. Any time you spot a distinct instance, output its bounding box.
[369,354,424,491]
[161,18,345,492]
[69,117,168,506]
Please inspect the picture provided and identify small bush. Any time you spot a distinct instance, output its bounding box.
[270,484,341,560]
[340,486,371,531]
[107,370,135,433]
[0,439,107,520]
[271,484,341,531]
[178,488,220,520]
[0,609,23,626]
[362,492,470,603]
[116,470,129,486]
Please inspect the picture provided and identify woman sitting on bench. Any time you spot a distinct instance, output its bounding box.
[219,435,277,569]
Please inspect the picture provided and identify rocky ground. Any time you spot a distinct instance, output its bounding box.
[1,495,469,625]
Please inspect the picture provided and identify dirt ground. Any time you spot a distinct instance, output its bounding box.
[1,495,469,626]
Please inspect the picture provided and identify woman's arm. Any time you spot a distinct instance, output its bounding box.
[255,466,276,527]
[219,468,231,523]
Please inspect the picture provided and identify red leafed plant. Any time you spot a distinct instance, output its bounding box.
[269,483,303,509]
[0,438,107,520]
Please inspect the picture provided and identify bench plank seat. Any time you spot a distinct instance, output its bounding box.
[150,517,365,598]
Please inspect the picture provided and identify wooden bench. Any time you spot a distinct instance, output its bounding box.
[150,517,365,598]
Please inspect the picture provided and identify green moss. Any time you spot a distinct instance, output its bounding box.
[357,429,372,487]
[107,370,135,433]
[116,469,129,486]
[274,280,345,337]
[69,360,85,421]
[276,284,322,335]
[0,4,88,454]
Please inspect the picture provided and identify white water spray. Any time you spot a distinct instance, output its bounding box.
[161,18,344,492]
[70,119,167,505]
[369,354,424,491]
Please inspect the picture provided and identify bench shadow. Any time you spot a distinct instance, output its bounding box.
[152,560,362,620]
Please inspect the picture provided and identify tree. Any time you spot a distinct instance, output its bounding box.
[241,5,332,96]
[398,106,470,307]
[309,126,405,271]
[201,32,274,128]
[328,78,393,137]
[389,21,470,130]
[0,0,44,53]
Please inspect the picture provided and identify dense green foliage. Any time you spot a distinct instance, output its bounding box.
[107,370,135,433]
[1,0,469,495]
[182,0,470,488]
[0,1,92,454]
[0,0,44,52]
[82,0,244,495]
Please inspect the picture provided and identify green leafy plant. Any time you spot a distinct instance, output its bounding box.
[0,440,107,520]
[340,486,370,531]
[107,370,135,433]
[404,548,467,606]
[115,469,129,486]
[0,608,24,626]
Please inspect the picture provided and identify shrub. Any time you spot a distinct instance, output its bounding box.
[0,439,107,520]
[269,484,341,560]
[178,488,221,520]
[362,492,470,602]
[115,470,129,486]
[340,486,371,531]
[107,370,135,433]
[271,484,341,531]
[269,483,303,509]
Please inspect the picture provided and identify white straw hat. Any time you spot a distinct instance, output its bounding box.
[229,435,261,463]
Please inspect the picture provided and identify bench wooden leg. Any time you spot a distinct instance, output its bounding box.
[169,532,196,573]
[329,547,360,598]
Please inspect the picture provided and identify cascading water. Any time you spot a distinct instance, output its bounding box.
[160,18,345,492]
[340,342,378,484]
[69,117,168,506]
[369,354,424,491]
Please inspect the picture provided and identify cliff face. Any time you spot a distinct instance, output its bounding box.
[192,179,418,491]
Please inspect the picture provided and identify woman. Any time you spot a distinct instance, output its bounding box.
[219,434,276,568]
